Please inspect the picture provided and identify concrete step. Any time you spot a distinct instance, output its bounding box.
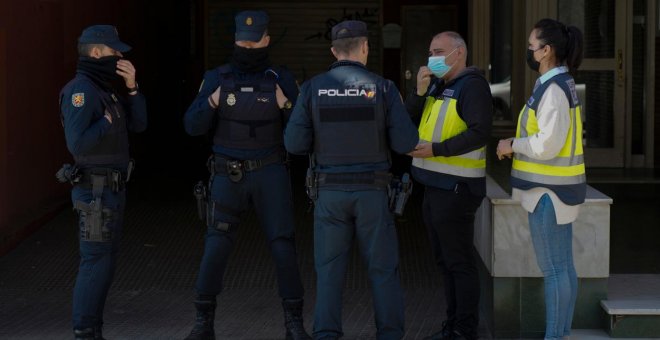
[568,329,648,340]
[504,329,653,340]
[601,299,660,338]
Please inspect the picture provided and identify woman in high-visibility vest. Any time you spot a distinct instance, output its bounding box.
[497,18,585,340]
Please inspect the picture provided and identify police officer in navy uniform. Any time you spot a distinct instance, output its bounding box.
[285,20,419,340]
[183,10,310,340]
[59,25,147,340]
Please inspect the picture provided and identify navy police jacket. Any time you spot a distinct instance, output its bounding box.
[184,63,299,161]
[60,73,147,169]
[284,60,418,174]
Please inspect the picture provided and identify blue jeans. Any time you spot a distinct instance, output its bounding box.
[195,163,304,299]
[528,194,578,340]
[71,186,126,330]
[313,189,404,340]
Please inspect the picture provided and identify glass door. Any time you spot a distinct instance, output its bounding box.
[558,0,627,167]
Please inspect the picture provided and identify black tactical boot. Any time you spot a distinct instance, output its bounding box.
[74,328,95,340]
[184,298,217,340]
[424,319,455,339]
[282,298,311,340]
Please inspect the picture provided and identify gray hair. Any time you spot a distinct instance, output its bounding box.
[433,31,468,59]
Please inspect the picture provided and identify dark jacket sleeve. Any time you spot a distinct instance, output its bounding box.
[62,84,112,156]
[385,80,419,154]
[276,67,300,124]
[125,92,147,133]
[405,91,427,123]
[183,70,218,136]
[283,82,313,155]
[431,76,493,157]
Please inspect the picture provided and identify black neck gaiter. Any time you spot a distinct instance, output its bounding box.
[231,45,271,73]
[77,56,122,91]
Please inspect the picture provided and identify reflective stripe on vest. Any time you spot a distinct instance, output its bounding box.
[512,79,585,186]
[412,96,486,178]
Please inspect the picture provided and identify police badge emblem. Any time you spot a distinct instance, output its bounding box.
[227,93,237,106]
[72,93,85,107]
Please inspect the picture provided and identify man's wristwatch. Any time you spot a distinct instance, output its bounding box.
[282,100,292,110]
[127,82,139,94]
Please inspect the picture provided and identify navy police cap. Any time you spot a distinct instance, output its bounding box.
[235,10,269,42]
[78,25,131,53]
[331,20,368,41]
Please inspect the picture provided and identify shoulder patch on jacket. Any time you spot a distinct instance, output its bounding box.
[72,93,85,107]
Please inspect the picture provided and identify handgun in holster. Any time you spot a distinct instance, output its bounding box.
[193,180,208,222]
[305,167,318,202]
[74,174,113,242]
[305,155,318,203]
[126,159,135,182]
[389,173,413,216]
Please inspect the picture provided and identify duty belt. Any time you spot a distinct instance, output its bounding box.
[210,152,285,175]
[317,171,392,188]
[77,167,127,192]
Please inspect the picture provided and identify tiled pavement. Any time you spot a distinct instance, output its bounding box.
[2,166,658,339]
[0,173,482,339]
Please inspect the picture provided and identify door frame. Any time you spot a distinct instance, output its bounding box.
[573,0,627,167]
[627,0,656,168]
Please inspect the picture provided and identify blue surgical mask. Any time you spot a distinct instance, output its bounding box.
[428,48,457,78]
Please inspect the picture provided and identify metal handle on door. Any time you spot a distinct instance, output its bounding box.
[405,70,412,80]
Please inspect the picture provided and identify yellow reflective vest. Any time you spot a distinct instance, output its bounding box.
[511,72,586,204]
[412,86,486,178]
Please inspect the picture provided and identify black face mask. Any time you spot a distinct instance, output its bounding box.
[526,48,541,72]
[231,45,271,72]
[77,55,122,90]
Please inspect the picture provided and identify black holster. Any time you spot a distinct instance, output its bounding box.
[387,173,413,216]
[193,181,208,223]
[305,167,318,201]
[193,179,237,233]
[73,174,114,242]
[67,163,134,242]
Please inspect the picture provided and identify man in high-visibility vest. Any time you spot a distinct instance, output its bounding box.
[406,31,492,340]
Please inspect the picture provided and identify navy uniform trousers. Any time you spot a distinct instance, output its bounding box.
[195,162,304,299]
[313,189,404,340]
[72,185,126,330]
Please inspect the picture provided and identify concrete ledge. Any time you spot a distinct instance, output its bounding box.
[601,300,660,315]
[474,176,612,278]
